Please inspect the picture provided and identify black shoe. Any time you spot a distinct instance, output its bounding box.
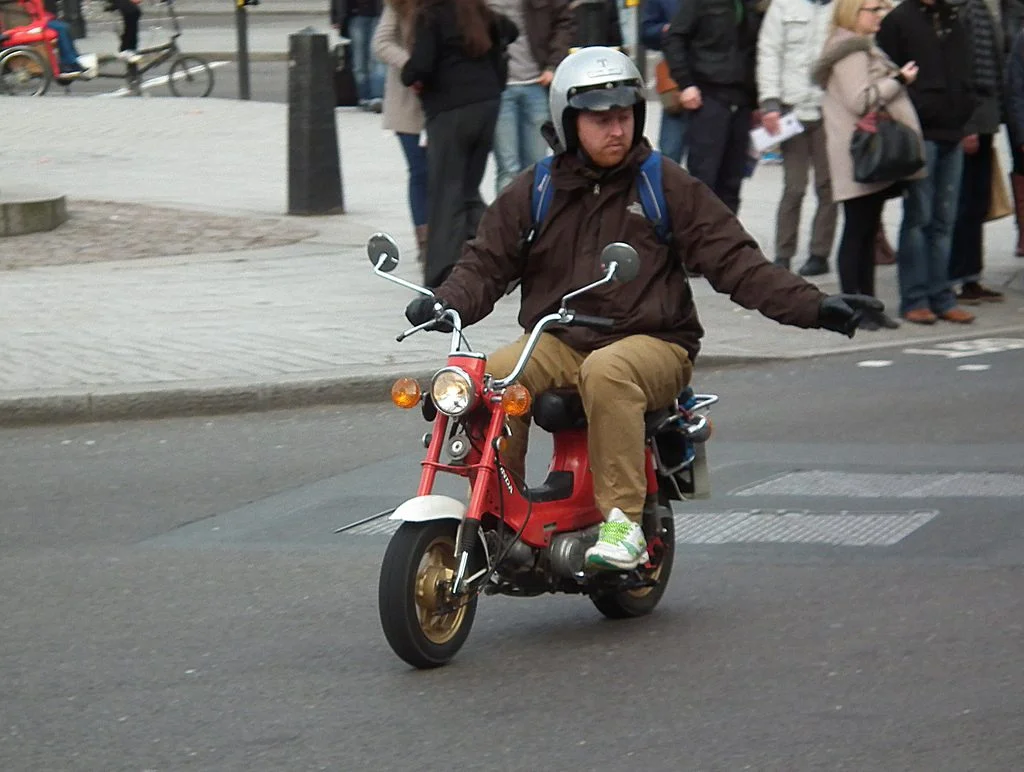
[874,310,900,329]
[774,257,791,270]
[858,316,881,331]
[797,256,829,276]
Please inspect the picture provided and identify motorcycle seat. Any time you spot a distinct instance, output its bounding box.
[532,388,674,436]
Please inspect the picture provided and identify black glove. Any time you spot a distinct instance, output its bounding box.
[818,294,885,338]
[404,296,453,332]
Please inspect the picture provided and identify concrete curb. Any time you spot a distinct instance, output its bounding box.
[0,354,768,428]
[192,50,289,62]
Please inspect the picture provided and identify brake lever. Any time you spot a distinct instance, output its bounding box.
[396,319,436,343]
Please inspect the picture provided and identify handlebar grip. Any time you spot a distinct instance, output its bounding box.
[570,313,615,330]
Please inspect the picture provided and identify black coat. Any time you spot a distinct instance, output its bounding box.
[400,2,517,120]
[875,0,976,142]
[662,0,764,108]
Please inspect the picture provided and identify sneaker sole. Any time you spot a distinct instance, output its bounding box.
[585,550,650,571]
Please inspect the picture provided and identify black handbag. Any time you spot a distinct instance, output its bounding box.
[850,88,924,184]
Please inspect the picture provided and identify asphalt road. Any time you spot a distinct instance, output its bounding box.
[2,335,1023,771]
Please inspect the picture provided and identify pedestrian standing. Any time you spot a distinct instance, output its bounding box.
[812,0,923,329]
[876,0,978,325]
[756,0,837,276]
[488,0,574,195]
[332,0,386,111]
[373,0,430,261]
[948,0,1013,304]
[1005,25,1024,256]
[401,0,516,288]
[641,0,688,164]
[663,0,766,214]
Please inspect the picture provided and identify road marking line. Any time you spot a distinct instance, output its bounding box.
[734,470,1024,498]
[856,359,893,368]
[904,338,1024,359]
[92,59,229,98]
[956,364,991,372]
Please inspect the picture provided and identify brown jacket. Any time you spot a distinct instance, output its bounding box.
[435,144,825,363]
[523,0,575,72]
[811,29,925,203]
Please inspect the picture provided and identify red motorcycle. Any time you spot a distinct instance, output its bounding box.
[356,233,717,669]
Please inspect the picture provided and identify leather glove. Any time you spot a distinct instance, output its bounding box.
[818,293,884,338]
[404,296,453,332]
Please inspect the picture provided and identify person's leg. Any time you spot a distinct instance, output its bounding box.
[774,129,812,267]
[924,140,966,317]
[950,135,989,286]
[807,120,839,264]
[484,333,586,486]
[581,335,693,569]
[1009,131,1024,256]
[424,109,469,288]
[519,82,552,170]
[838,195,872,295]
[658,110,687,165]
[714,104,753,214]
[110,0,141,52]
[45,20,80,70]
[685,98,729,199]
[347,15,370,102]
[897,142,938,318]
[462,99,500,240]
[367,14,385,101]
[492,86,522,195]
[397,132,429,227]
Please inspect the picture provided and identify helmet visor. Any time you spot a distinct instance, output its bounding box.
[567,82,644,112]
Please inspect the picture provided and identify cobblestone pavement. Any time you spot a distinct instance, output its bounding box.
[0,200,316,269]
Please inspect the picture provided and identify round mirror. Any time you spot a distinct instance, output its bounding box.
[367,232,400,273]
[599,242,640,283]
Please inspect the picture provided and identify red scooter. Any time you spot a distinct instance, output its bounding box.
[358,233,717,669]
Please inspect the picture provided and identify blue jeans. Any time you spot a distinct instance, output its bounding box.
[897,140,963,315]
[46,20,80,71]
[658,110,689,164]
[347,15,384,101]
[397,132,429,227]
[493,83,551,194]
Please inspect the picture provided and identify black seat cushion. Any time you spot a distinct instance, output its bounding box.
[533,389,674,436]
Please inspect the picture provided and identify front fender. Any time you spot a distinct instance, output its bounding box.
[389,494,467,523]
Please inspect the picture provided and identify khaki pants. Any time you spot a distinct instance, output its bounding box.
[775,120,837,261]
[488,333,693,522]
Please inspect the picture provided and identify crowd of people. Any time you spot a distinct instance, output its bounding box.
[342,0,1023,327]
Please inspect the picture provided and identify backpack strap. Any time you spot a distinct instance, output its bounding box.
[526,156,556,245]
[637,150,673,246]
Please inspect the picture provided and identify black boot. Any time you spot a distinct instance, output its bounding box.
[797,255,829,277]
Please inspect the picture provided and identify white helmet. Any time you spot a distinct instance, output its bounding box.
[549,47,646,154]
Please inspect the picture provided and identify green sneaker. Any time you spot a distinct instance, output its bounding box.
[585,508,649,570]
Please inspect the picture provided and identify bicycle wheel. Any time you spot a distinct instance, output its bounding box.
[167,55,213,98]
[0,47,51,97]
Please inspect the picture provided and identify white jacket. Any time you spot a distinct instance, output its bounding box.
[756,0,833,122]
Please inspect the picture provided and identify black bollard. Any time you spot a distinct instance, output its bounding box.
[287,28,345,216]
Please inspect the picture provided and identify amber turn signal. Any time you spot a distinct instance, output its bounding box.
[391,377,421,409]
[500,384,531,417]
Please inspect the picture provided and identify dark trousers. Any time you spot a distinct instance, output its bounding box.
[110,0,141,51]
[685,96,752,213]
[1010,132,1024,175]
[838,187,889,297]
[949,133,994,283]
[424,99,499,288]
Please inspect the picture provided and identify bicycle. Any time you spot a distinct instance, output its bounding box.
[0,0,213,97]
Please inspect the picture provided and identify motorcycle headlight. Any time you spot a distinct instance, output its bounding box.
[430,367,476,417]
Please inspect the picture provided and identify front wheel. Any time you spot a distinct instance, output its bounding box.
[378,520,478,668]
[591,507,675,619]
[168,55,213,97]
[0,47,50,96]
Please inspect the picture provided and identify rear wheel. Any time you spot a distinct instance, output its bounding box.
[0,47,50,97]
[591,506,675,619]
[168,55,213,97]
[378,520,478,668]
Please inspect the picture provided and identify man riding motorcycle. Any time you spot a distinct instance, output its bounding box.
[406,46,880,571]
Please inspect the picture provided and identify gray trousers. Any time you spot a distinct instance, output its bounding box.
[775,119,838,261]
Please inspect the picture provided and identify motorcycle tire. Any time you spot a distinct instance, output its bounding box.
[378,520,479,669]
[590,509,675,619]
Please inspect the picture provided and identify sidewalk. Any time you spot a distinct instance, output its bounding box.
[2,96,1022,426]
